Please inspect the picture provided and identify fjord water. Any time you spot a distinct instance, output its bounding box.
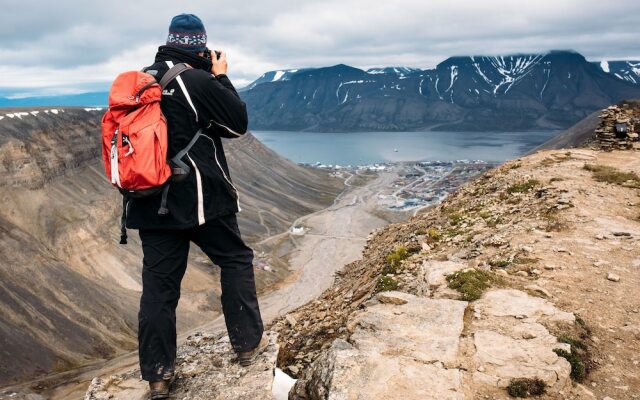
[251,130,557,165]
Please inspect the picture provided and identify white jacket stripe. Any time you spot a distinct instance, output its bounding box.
[165,61,199,122]
[186,154,206,225]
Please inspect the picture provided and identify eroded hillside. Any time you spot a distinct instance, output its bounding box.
[0,108,343,386]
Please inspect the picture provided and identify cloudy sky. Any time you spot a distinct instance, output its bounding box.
[1,0,639,97]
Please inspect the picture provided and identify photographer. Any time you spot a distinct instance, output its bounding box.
[125,13,266,399]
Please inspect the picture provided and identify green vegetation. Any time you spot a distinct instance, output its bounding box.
[553,348,586,382]
[507,378,546,397]
[558,335,587,350]
[446,269,501,301]
[583,164,640,188]
[415,229,427,235]
[383,246,410,275]
[479,210,491,220]
[507,179,541,194]
[446,211,464,225]
[489,259,511,268]
[375,276,399,292]
[486,217,503,227]
[510,162,522,170]
[445,228,467,238]
[513,257,537,265]
[427,228,442,241]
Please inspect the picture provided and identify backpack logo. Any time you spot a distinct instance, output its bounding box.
[162,88,175,96]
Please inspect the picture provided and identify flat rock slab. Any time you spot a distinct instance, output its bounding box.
[295,339,466,400]
[474,289,575,325]
[473,330,571,390]
[350,292,468,366]
[85,332,278,400]
[293,292,470,399]
[422,260,467,287]
[471,289,574,392]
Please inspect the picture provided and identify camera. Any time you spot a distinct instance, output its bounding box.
[202,47,221,61]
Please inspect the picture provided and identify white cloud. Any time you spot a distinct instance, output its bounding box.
[0,0,639,96]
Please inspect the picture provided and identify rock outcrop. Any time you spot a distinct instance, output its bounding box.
[272,146,640,398]
[290,286,576,399]
[290,291,469,399]
[84,332,279,400]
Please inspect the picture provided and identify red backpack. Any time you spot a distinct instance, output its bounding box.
[102,63,203,242]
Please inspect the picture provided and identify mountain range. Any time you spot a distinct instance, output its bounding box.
[242,50,640,131]
[2,51,640,132]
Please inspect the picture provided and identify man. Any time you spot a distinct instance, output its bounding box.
[125,13,267,399]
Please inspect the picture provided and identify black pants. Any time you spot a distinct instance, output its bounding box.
[137,214,264,382]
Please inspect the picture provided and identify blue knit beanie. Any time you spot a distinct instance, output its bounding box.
[166,14,207,52]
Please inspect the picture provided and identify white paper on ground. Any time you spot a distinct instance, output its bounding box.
[272,368,297,400]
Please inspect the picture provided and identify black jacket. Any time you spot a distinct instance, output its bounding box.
[125,46,248,230]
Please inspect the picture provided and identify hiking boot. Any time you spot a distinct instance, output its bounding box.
[236,335,269,367]
[149,379,170,399]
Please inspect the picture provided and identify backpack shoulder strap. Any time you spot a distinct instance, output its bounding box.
[158,62,192,89]
[163,61,199,122]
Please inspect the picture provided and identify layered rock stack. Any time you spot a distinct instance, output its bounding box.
[594,100,640,150]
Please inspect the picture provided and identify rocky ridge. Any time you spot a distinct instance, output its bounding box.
[272,146,640,399]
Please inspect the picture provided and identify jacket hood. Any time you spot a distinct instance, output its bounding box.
[155,45,212,72]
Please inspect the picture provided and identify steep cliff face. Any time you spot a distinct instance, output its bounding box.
[0,108,343,386]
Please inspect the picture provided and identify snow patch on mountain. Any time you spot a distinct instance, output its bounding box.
[593,60,640,85]
[0,108,69,122]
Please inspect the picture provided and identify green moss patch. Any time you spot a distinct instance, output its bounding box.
[507,378,546,397]
[558,335,587,350]
[513,257,538,265]
[446,211,464,225]
[375,276,398,293]
[554,348,586,382]
[446,269,501,301]
[584,164,640,188]
[507,179,541,194]
[427,228,442,241]
[382,245,419,275]
[383,246,410,275]
[489,259,511,268]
